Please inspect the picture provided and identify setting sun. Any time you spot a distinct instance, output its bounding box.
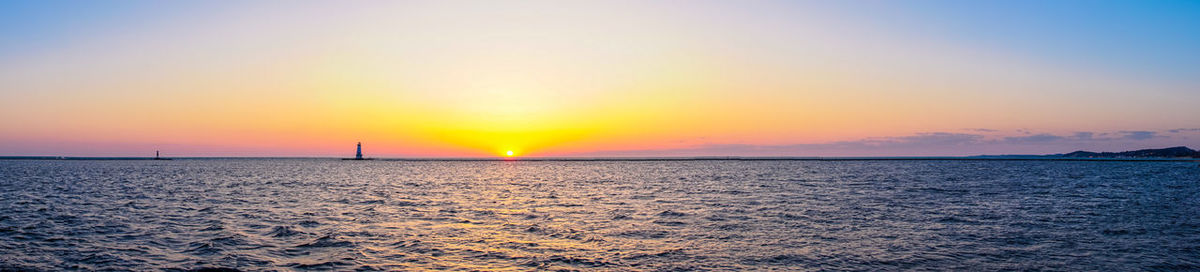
[3,1,1200,271]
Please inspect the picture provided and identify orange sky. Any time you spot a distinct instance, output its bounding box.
[2,1,1199,157]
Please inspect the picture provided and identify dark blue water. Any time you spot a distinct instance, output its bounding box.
[1,159,1198,271]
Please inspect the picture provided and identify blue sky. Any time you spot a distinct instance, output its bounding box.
[1,0,1198,156]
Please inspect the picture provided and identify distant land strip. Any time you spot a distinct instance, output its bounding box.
[6,146,1198,162]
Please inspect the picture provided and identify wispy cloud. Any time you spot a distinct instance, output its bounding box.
[1120,131,1158,140]
[1168,128,1200,133]
[569,129,1192,157]
[1003,134,1065,144]
[861,132,985,146]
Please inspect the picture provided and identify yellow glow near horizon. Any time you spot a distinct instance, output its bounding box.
[1,2,1197,157]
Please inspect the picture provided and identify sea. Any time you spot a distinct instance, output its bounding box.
[1,159,1198,271]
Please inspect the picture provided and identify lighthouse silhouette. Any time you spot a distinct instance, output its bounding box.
[355,142,363,160]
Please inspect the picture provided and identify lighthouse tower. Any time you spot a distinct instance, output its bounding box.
[355,142,363,160]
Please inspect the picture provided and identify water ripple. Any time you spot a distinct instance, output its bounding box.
[1,159,1198,270]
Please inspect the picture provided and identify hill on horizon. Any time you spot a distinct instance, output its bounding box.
[1054,146,1199,158]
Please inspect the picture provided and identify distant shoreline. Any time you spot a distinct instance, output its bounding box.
[1,156,1196,162]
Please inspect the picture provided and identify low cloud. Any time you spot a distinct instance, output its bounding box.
[864,132,984,146]
[1168,128,1200,133]
[577,132,988,157]
[1003,134,1065,144]
[1003,130,1163,142]
[568,128,1193,157]
[1120,131,1158,140]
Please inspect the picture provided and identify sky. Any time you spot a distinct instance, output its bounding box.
[1,0,1198,157]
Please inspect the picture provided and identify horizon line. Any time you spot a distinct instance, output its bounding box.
[2,155,1197,162]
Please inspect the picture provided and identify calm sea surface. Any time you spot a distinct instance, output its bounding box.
[1,159,1198,271]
